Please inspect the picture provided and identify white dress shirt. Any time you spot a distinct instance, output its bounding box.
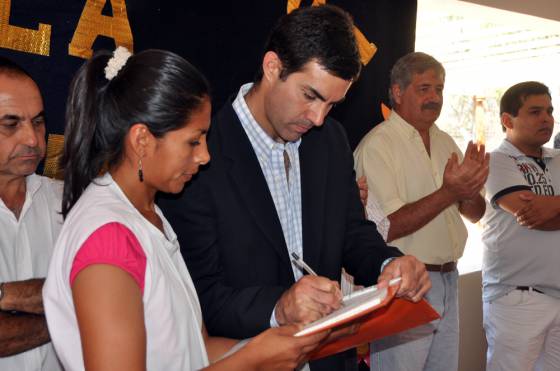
[0,174,63,371]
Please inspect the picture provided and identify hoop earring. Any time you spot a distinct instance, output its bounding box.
[138,159,144,182]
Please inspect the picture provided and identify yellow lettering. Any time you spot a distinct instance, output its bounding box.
[69,0,133,59]
[354,26,377,65]
[287,0,301,14]
[0,0,51,56]
[287,0,325,14]
[286,0,377,65]
[381,103,391,120]
[43,134,64,180]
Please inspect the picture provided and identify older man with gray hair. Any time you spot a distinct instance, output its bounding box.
[354,52,488,371]
[0,56,62,370]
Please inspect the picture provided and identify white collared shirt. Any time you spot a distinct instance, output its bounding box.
[0,173,63,371]
[354,110,468,264]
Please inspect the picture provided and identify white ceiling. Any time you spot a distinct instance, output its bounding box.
[417,0,560,93]
[460,0,560,22]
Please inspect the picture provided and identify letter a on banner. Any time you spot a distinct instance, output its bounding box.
[69,0,133,59]
[0,0,52,56]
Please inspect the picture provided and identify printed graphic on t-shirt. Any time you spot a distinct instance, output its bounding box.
[513,157,555,195]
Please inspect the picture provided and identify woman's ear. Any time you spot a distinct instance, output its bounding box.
[128,123,152,158]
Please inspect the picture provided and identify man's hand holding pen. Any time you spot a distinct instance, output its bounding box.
[274,275,343,326]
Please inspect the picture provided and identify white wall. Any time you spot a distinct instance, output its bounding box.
[458,271,487,371]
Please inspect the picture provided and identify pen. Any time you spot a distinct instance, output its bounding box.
[291,252,345,307]
[291,252,318,276]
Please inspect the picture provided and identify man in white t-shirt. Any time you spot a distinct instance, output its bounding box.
[0,57,62,370]
[482,81,560,371]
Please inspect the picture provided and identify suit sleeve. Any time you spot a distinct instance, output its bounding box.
[158,170,285,339]
[334,125,403,286]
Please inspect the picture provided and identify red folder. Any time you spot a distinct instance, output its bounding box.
[308,291,440,360]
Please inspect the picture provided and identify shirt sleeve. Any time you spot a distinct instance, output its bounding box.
[486,152,532,208]
[365,195,390,241]
[354,135,405,216]
[269,307,280,328]
[70,222,147,293]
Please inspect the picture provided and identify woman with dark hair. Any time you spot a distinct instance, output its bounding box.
[43,47,326,370]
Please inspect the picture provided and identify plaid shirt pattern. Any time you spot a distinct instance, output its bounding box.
[232,83,303,282]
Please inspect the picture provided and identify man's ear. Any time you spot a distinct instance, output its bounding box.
[391,85,402,105]
[501,112,514,131]
[262,51,282,83]
[128,123,151,158]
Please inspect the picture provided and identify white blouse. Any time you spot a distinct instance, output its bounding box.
[43,173,209,370]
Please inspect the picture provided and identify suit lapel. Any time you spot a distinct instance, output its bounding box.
[218,105,291,267]
[300,127,327,274]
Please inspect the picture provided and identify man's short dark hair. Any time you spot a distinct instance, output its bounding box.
[0,56,34,81]
[254,5,361,83]
[389,52,445,106]
[500,81,551,131]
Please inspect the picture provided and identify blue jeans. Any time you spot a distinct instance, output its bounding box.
[370,270,459,371]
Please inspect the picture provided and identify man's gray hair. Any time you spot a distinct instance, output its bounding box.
[389,52,445,106]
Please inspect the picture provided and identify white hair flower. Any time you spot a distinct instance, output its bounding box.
[104,46,132,80]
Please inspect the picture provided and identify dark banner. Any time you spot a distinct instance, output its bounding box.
[0,0,416,149]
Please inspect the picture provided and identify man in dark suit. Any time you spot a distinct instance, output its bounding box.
[159,5,430,370]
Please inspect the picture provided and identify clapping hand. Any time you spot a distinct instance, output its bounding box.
[442,141,489,202]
